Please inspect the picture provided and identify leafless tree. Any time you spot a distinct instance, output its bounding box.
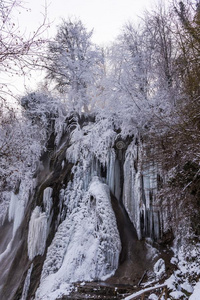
[0,0,49,102]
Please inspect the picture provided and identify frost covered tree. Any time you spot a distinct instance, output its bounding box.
[21,91,57,128]
[108,23,150,110]
[0,0,49,222]
[44,18,104,113]
[0,0,49,181]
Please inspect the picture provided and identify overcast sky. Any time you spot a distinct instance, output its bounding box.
[9,0,157,96]
[19,0,156,45]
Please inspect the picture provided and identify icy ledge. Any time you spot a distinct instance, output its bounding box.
[35,176,121,300]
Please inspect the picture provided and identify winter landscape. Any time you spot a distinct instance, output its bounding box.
[0,0,200,299]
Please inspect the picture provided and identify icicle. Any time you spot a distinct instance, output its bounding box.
[28,206,47,260]
[43,187,53,218]
[61,160,65,169]
[43,187,53,235]
[20,264,33,300]
[106,149,116,195]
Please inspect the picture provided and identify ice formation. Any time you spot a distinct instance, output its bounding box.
[8,180,32,236]
[65,120,161,241]
[20,264,33,300]
[36,177,121,300]
[28,206,47,260]
[43,187,53,235]
[8,192,25,236]
[2,116,166,299]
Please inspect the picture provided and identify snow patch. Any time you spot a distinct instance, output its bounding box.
[189,281,200,300]
[170,291,185,299]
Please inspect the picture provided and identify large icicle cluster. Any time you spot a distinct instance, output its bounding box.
[122,141,161,240]
[36,176,121,300]
[36,116,163,299]
[66,118,162,241]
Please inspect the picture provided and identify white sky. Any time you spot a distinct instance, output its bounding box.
[9,0,157,97]
[20,0,156,45]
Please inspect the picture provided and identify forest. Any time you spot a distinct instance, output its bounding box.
[0,0,200,299]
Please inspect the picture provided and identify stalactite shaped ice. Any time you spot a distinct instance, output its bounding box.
[36,176,121,300]
[28,206,47,260]
[121,141,161,240]
[122,146,142,239]
[106,149,116,195]
[106,149,121,201]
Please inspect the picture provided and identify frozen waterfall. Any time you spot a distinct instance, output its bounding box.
[36,176,121,300]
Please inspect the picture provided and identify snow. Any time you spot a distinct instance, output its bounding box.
[148,294,158,300]
[28,206,47,260]
[169,291,185,299]
[171,257,178,265]
[36,176,121,300]
[181,282,193,294]
[189,281,200,300]
[123,284,166,300]
[153,258,165,280]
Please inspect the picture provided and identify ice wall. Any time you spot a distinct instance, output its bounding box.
[65,120,161,241]
[31,116,162,298]
[122,141,161,240]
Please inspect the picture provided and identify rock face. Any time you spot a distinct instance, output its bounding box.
[0,114,169,300]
